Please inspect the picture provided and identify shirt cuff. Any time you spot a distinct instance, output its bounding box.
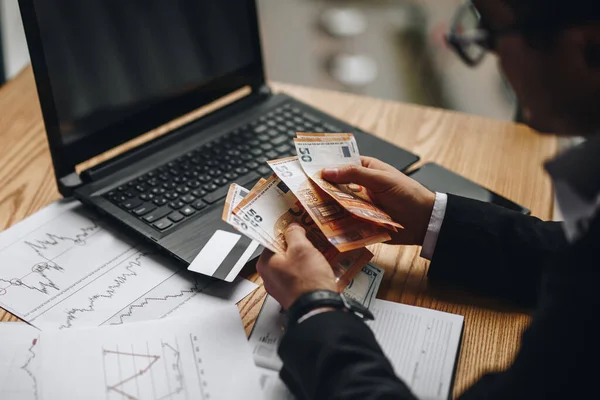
[420,192,448,260]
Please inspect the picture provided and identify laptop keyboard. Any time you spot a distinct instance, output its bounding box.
[103,102,343,232]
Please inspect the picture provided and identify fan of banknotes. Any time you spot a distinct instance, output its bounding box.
[222,133,402,287]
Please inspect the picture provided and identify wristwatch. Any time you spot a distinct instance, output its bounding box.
[286,290,374,328]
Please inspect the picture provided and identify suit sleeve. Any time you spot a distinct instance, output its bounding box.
[427,194,568,306]
[278,311,417,400]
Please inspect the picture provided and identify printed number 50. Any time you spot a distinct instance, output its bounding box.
[298,148,312,162]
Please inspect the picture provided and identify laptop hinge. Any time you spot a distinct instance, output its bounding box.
[58,172,84,197]
[254,84,272,97]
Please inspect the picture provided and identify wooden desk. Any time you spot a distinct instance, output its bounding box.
[0,68,557,397]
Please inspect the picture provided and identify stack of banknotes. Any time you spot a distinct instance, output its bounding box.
[222,133,402,287]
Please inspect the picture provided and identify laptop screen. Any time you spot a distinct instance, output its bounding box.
[24,0,263,175]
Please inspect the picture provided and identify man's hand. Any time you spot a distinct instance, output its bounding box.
[256,224,337,310]
[322,156,435,246]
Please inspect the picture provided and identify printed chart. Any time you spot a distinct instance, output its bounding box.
[0,201,256,330]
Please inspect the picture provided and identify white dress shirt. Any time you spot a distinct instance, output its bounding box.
[420,136,600,259]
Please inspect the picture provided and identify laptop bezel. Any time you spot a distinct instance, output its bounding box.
[18,0,267,181]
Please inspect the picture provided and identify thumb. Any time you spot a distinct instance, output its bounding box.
[284,223,312,251]
[321,165,393,192]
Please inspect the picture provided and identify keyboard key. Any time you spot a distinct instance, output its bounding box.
[250,148,263,156]
[153,218,173,231]
[272,135,288,145]
[180,206,196,216]
[117,186,127,192]
[258,134,269,142]
[151,187,166,195]
[120,198,142,210]
[303,113,320,123]
[185,170,200,178]
[276,144,292,154]
[173,176,188,183]
[254,125,267,133]
[265,150,278,159]
[256,156,268,163]
[257,165,272,175]
[198,174,212,183]
[267,129,279,137]
[135,184,148,193]
[240,153,253,161]
[191,189,207,198]
[192,200,207,210]
[224,172,238,180]
[186,180,201,188]
[214,177,228,186]
[132,203,157,216]
[168,212,184,223]
[165,192,179,200]
[180,194,196,204]
[139,193,155,201]
[176,186,190,194]
[208,169,223,177]
[146,179,159,187]
[235,167,249,175]
[246,161,259,170]
[248,139,260,146]
[203,183,218,192]
[169,200,185,210]
[261,143,273,151]
[153,197,168,206]
[142,205,172,223]
[163,182,176,189]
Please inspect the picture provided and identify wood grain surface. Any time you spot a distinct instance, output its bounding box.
[0,67,558,397]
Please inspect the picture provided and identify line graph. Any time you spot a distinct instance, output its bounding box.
[102,340,187,400]
[0,221,101,297]
[59,251,153,329]
[20,337,40,400]
[106,273,217,326]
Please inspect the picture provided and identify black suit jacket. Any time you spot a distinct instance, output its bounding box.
[278,194,600,399]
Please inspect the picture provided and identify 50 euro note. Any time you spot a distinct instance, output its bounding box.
[232,174,374,287]
[294,133,403,231]
[267,157,391,253]
[222,183,283,253]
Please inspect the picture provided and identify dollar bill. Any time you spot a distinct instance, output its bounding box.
[267,156,391,253]
[249,262,385,372]
[343,262,384,309]
[222,184,283,253]
[294,134,403,230]
[232,174,374,286]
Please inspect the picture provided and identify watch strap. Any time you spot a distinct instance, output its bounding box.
[286,290,374,328]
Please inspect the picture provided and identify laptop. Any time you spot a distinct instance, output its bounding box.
[19,0,419,281]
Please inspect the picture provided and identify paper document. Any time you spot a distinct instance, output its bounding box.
[38,305,262,400]
[249,263,384,372]
[0,200,257,330]
[250,290,463,400]
[0,323,41,400]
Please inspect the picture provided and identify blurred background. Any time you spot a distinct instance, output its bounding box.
[1,0,516,122]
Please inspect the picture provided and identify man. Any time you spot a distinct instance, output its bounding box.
[256,0,600,399]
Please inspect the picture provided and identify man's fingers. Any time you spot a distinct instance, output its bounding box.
[360,156,398,173]
[321,164,391,192]
[284,223,312,251]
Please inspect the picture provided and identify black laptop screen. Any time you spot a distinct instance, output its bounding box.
[27,0,260,167]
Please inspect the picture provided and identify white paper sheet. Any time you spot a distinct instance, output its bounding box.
[14,305,260,400]
[250,298,463,400]
[0,323,41,400]
[0,200,257,330]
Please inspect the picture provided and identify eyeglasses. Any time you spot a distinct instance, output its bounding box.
[446,1,525,67]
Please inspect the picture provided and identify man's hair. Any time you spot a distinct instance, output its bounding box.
[503,0,600,49]
[505,0,600,27]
